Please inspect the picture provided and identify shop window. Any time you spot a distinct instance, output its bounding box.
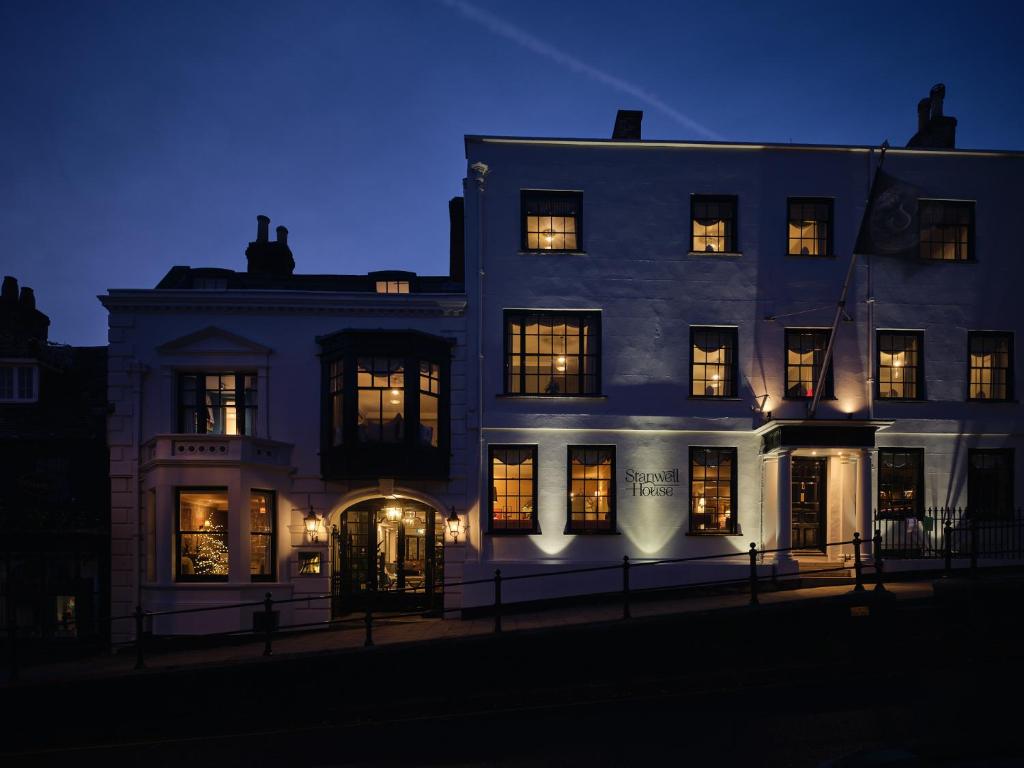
[177,489,229,581]
[878,449,924,520]
[787,198,833,256]
[691,195,737,253]
[968,332,1012,401]
[689,447,737,534]
[178,372,257,435]
[785,329,833,399]
[522,190,581,251]
[250,491,275,581]
[919,200,973,261]
[504,310,600,395]
[490,445,538,533]
[566,446,615,533]
[691,327,737,397]
[877,331,923,400]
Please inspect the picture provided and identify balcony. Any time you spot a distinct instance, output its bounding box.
[142,434,294,469]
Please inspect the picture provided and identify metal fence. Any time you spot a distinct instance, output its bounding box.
[875,507,1024,561]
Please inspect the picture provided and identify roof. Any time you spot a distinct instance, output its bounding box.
[154,266,463,294]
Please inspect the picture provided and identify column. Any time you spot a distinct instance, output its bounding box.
[775,449,796,572]
[857,448,877,560]
[229,475,249,583]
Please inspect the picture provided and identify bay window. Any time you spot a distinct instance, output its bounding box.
[177,489,229,581]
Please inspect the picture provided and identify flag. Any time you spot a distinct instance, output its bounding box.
[854,168,923,257]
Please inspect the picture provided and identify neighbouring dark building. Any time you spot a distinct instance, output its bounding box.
[0,276,109,646]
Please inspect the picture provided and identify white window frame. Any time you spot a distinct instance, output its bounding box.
[0,359,39,403]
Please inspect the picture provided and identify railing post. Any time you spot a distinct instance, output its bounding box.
[133,604,146,670]
[262,592,274,657]
[969,514,979,577]
[943,520,953,578]
[872,530,887,593]
[364,588,374,647]
[852,532,865,593]
[748,543,759,606]
[622,555,631,620]
[493,569,503,634]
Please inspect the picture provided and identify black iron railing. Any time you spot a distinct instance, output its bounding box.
[874,507,1024,561]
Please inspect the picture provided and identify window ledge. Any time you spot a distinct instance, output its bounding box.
[782,396,837,402]
[917,258,976,264]
[496,394,607,401]
[487,530,542,536]
[688,251,742,258]
[686,531,744,537]
[786,253,836,259]
[518,250,588,257]
[563,529,621,536]
[966,398,1018,404]
[687,396,743,401]
[876,398,930,404]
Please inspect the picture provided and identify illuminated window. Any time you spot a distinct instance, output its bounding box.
[878,449,923,520]
[691,195,737,253]
[919,200,973,261]
[968,449,1014,519]
[298,551,322,575]
[784,329,833,399]
[689,447,737,534]
[522,191,581,251]
[567,446,615,533]
[691,327,737,397]
[787,198,833,256]
[250,491,275,581]
[877,331,923,400]
[504,310,600,395]
[177,489,229,581]
[375,280,410,294]
[178,372,257,435]
[329,360,344,446]
[0,363,38,402]
[490,445,538,533]
[419,361,440,447]
[357,358,405,443]
[968,332,1012,401]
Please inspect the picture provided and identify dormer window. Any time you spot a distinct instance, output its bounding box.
[0,362,38,403]
[375,281,410,294]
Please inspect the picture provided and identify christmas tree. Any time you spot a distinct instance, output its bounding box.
[193,520,229,576]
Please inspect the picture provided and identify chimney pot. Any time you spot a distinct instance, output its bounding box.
[256,215,270,243]
[612,110,643,140]
[929,83,945,120]
[19,287,35,310]
[275,226,288,245]
[2,275,18,303]
[917,98,931,133]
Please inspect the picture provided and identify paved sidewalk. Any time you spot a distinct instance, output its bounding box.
[6,580,931,687]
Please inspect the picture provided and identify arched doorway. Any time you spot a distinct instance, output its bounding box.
[331,497,444,614]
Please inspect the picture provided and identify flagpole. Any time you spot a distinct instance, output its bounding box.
[807,142,888,418]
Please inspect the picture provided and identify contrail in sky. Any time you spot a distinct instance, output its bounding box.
[439,0,723,141]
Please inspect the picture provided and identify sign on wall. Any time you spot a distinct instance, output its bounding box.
[625,468,680,497]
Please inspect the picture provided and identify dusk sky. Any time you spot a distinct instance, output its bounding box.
[2,0,1022,346]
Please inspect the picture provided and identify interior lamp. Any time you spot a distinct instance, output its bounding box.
[385,505,403,523]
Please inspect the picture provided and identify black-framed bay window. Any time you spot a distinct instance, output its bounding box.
[877,331,923,400]
[250,490,275,581]
[878,448,924,520]
[177,488,229,581]
[178,372,257,435]
[968,449,1014,519]
[319,330,452,480]
[785,329,834,400]
[691,195,737,254]
[566,446,615,533]
[521,190,582,252]
[689,447,738,534]
[787,198,833,257]
[968,331,1013,401]
[504,310,600,395]
[919,200,973,261]
[691,327,737,397]
[489,445,539,534]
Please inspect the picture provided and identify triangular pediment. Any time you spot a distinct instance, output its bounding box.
[157,326,272,356]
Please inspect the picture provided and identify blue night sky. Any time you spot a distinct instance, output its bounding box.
[1,0,1022,345]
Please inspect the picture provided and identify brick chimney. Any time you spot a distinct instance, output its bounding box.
[906,84,957,149]
[1,275,50,344]
[612,110,643,140]
[245,215,295,276]
[448,196,465,283]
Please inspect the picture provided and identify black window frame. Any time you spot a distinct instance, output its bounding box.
[967,331,1014,402]
[967,448,1015,520]
[565,445,617,534]
[175,486,230,583]
[177,371,257,435]
[690,194,738,254]
[876,330,925,401]
[521,190,583,253]
[786,197,834,257]
[877,448,925,520]
[784,329,835,400]
[690,326,738,398]
[688,447,739,535]
[249,489,276,582]
[918,199,974,261]
[503,310,601,397]
[488,444,540,535]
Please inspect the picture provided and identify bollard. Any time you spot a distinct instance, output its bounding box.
[969,515,979,576]
[494,569,503,634]
[943,520,953,578]
[622,555,631,620]
[364,588,374,647]
[263,593,274,657]
[134,604,146,670]
[872,530,887,593]
[748,543,759,606]
[852,532,865,593]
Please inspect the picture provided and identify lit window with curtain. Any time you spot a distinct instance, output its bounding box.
[919,200,973,260]
[787,198,833,256]
[689,447,737,534]
[522,190,581,251]
[504,310,600,395]
[878,449,924,520]
[490,445,538,533]
[250,491,275,581]
[691,327,737,397]
[178,372,257,435]
[877,331,923,400]
[567,446,615,533]
[784,329,833,399]
[691,195,737,253]
[968,332,1012,401]
[356,357,405,442]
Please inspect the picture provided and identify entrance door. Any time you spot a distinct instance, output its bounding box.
[331,499,443,615]
[792,457,826,551]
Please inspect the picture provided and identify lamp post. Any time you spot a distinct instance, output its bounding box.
[446,506,463,543]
